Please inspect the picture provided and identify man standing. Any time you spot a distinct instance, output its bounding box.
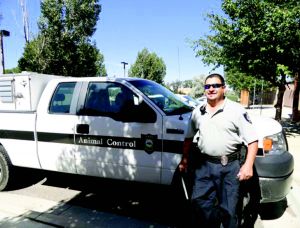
[179,73,258,228]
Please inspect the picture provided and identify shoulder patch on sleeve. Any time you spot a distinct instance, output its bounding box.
[243,112,252,124]
[200,105,206,115]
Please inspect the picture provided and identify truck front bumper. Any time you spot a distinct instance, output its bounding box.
[259,171,293,203]
[255,150,294,203]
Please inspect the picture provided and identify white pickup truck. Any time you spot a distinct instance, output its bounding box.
[0,72,294,208]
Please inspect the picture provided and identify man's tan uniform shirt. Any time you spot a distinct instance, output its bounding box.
[186,98,258,157]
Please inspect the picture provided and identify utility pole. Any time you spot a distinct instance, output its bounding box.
[0,30,10,74]
[121,61,128,77]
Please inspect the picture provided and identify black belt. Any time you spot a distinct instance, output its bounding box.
[202,151,240,166]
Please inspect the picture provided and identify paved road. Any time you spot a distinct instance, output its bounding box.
[0,106,299,227]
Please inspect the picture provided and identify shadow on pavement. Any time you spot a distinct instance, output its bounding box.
[259,198,288,220]
[7,167,48,191]
[44,172,192,227]
[281,120,300,136]
[8,168,190,227]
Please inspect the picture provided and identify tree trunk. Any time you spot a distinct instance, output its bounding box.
[292,72,299,122]
[274,84,285,121]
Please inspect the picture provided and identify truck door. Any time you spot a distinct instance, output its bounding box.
[75,81,163,184]
[36,82,80,173]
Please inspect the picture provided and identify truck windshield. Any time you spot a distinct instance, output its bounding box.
[128,79,193,115]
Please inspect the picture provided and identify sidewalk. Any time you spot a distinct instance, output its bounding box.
[0,189,167,228]
[246,105,292,119]
[247,105,300,136]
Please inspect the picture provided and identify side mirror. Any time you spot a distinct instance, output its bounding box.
[133,94,143,106]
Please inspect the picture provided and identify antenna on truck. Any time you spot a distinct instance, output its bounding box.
[20,0,30,43]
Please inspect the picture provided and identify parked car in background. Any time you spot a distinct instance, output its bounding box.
[196,95,207,105]
[176,94,200,108]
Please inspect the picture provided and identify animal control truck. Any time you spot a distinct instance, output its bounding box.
[0,72,294,208]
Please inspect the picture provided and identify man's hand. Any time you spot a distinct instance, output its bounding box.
[237,141,258,181]
[179,138,193,173]
[179,157,188,172]
[237,163,253,181]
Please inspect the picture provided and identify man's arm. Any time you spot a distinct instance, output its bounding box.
[238,140,258,181]
[179,138,193,172]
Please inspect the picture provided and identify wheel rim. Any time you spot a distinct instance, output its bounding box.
[0,165,2,182]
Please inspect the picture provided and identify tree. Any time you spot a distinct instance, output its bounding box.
[5,67,21,74]
[167,80,182,94]
[226,69,266,92]
[226,68,275,105]
[189,75,206,98]
[193,0,300,120]
[128,48,166,84]
[18,0,106,77]
[226,68,274,94]
[167,75,205,98]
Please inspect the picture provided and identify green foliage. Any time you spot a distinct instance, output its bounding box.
[189,75,206,98]
[193,0,300,119]
[128,48,166,84]
[18,0,106,77]
[225,90,239,102]
[167,74,206,98]
[166,80,182,93]
[194,0,300,85]
[225,68,274,92]
[5,67,21,74]
[181,80,193,88]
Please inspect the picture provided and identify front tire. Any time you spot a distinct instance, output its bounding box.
[259,198,287,220]
[0,147,12,191]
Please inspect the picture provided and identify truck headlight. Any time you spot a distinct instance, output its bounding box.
[263,131,287,155]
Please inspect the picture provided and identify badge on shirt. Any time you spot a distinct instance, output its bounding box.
[243,112,252,124]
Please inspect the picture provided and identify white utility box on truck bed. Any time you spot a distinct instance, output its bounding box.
[0,72,62,111]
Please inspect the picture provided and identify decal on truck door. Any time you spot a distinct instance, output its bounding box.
[76,135,137,149]
[141,134,157,154]
[75,134,161,154]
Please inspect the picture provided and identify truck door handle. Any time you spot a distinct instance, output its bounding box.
[76,124,89,134]
[166,128,184,134]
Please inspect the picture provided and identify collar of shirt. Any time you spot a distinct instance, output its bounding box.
[203,98,227,117]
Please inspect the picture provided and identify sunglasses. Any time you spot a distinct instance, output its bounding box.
[204,83,224,90]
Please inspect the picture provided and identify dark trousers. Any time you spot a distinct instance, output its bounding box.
[191,160,240,228]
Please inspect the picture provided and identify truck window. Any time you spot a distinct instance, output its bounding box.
[128,79,192,115]
[81,82,156,122]
[49,82,76,114]
[83,82,134,115]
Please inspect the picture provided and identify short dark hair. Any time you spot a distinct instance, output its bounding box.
[205,73,225,85]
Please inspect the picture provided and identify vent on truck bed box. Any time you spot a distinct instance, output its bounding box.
[0,80,14,103]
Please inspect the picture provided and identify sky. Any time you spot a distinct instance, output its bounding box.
[0,0,224,83]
